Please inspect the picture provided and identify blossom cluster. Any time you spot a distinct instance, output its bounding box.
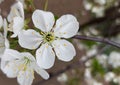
[83,0,118,17]
[83,50,120,85]
[0,1,79,85]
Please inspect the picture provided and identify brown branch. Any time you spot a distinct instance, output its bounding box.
[73,35,120,48]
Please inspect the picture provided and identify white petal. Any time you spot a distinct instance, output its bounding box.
[21,52,35,61]
[3,19,10,48]
[36,43,55,69]
[17,70,34,85]
[7,1,24,22]
[1,49,21,74]
[52,39,76,61]
[0,33,5,55]
[11,16,24,38]
[16,1,24,18]
[5,38,9,49]
[3,19,8,38]
[0,15,3,28]
[54,15,79,38]
[17,0,26,8]
[34,64,49,80]
[32,10,55,32]
[1,60,20,78]
[2,49,21,61]
[1,59,6,72]
[18,29,42,49]
[94,0,106,5]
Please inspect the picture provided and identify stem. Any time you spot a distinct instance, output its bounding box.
[44,0,48,11]
[30,0,35,10]
[73,35,120,48]
[25,0,35,12]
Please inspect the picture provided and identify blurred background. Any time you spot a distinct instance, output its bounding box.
[0,0,120,85]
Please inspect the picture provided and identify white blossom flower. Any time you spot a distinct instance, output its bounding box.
[84,68,103,85]
[83,0,107,17]
[57,73,68,83]
[86,47,97,57]
[92,6,105,17]
[113,76,120,84]
[104,72,115,82]
[83,0,92,10]
[94,0,106,5]
[16,0,26,8]
[1,49,49,85]
[0,18,9,57]
[7,1,24,22]
[84,68,92,78]
[104,72,120,84]
[96,54,108,67]
[7,1,24,38]
[108,52,120,68]
[18,10,79,69]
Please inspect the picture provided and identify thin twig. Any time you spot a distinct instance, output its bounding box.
[73,35,120,48]
[44,0,48,11]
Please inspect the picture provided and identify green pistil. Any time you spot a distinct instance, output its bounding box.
[44,32,55,43]
[24,57,31,64]
[18,57,31,71]
[40,31,45,35]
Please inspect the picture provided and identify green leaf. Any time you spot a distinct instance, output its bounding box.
[110,81,119,85]
[82,40,98,49]
[113,67,120,75]
[103,46,120,55]
[91,58,106,77]
[55,16,59,21]
[67,77,80,85]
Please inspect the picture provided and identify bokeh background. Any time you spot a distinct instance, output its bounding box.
[0,0,120,85]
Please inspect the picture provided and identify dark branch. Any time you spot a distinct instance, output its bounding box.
[73,35,120,48]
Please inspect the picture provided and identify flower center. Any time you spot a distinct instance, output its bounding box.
[18,57,31,71]
[44,32,55,43]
